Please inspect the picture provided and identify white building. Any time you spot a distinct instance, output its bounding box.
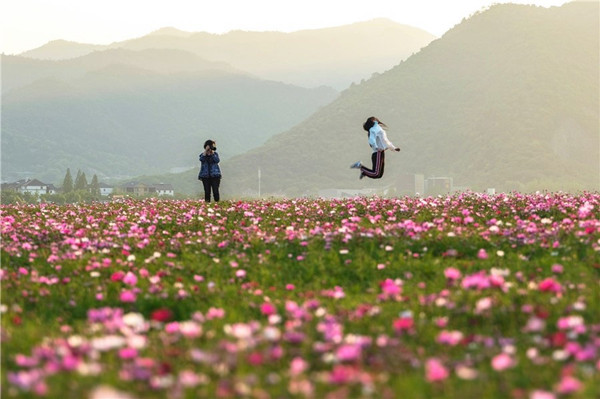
[99,183,114,196]
[2,179,56,195]
[152,183,174,196]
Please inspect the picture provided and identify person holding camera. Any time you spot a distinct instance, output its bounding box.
[198,139,222,202]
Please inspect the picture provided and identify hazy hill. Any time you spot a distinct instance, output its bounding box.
[2,49,244,94]
[207,2,599,197]
[1,48,338,183]
[18,39,106,60]
[19,19,436,89]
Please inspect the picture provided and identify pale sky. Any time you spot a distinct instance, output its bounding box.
[1,0,569,55]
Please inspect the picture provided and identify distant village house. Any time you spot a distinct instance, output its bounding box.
[1,179,56,195]
[99,183,114,196]
[116,182,174,196]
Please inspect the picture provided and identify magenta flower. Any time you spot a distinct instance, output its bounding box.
[111,271,125,282]
[260,302,277,316]
[329,364,357,384]
[551,264,564,274]
[425,358,449,382]
[165,322,180,334]
[393,317,414,333]
[118,347,138,359]
[119,290,137,303]
[538,278,562,293]
[336,344,361,362]
[444,267,461,280]
[381,279,401,296]
[556,375,582,394]
[122,272,137,286]
[436,330,464,346]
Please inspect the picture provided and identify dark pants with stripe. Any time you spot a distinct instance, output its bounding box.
[361,151,385,179]
[201,177,221,202]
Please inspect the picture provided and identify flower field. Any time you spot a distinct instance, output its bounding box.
[1,192,599,399]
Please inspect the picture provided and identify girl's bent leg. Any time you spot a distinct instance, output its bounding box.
[360,151,383,178]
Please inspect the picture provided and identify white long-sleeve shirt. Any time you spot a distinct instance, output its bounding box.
[368,122,396,153]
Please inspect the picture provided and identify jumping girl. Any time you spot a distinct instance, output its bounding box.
[350,116,400,179]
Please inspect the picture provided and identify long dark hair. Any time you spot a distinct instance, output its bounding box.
[363,117,387,136]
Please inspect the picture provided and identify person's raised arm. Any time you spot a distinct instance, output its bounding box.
[381,129,400,152]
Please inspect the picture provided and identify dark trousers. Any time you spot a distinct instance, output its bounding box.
[201,177,221,202]
[360,151,385,179]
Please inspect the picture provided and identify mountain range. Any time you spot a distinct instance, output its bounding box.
[211,1,599,196]
[2,19,435,184]
[16,19,436,90]
[3,4,598,195]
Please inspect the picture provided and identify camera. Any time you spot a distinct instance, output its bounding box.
[211,145,217,151]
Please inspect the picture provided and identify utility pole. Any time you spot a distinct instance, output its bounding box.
[258,167,261,198]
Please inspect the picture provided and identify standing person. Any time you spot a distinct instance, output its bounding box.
[350,116,400,179]
[198,139,222,202]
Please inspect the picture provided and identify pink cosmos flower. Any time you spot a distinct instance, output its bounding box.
[206,307,225,320]
[556,376,582,394]
[382,281,400,295]
[118,347,138,359]
[329,364,357,384]
[235,269,246,278]
[290,357,308,377]
[179,321,202,338]
[475,297,493,313]
[122,272,137,286]
[436,330,464,346]
[477,249,489,259]
[151,308,173,322]
[178,370,203,388]
[393,317,414,333]
[444,267,461,280]
[462,272,490,290]
[538,277,562,293]
[111,271,125,282]
[119,290,136,303]
[260,302,276,316]
[165,322,180,334]
[425,358,449,382]
[530,390,556,399]
[551,264,564,274]
[336,344,361,362]
[491,353,514,371]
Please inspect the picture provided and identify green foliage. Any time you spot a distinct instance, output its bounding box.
[74,170,88,191]
[62,168,73,193]
[89,174,100,196]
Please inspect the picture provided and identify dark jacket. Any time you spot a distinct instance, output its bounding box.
[198,152,222,179]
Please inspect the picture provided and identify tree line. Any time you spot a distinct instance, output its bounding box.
[62,168,101,196]
[1,168,104,205]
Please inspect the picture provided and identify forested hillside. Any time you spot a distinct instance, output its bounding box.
[2,50,337,182]
[214,2,599,196]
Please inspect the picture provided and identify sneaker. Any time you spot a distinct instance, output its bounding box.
[359,172,365,180]
[350,161,362,169]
